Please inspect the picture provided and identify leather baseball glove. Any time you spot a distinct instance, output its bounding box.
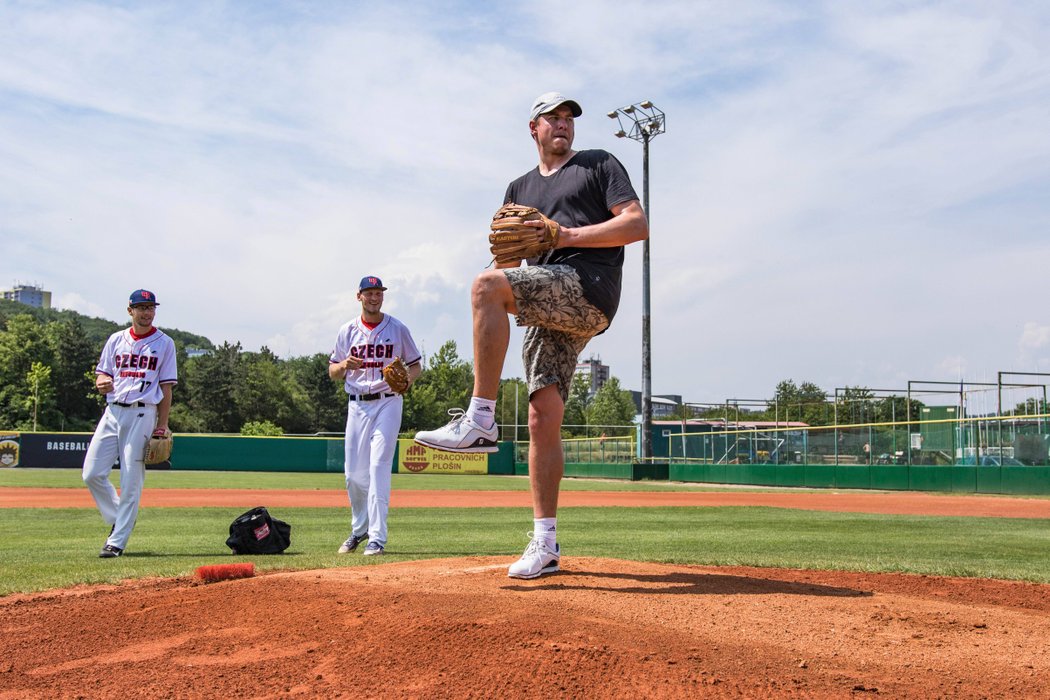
[383,357,411,394]
[145,428,173,465]
[489,203,560,265]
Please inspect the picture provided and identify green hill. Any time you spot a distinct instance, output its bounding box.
[0,299,214,350]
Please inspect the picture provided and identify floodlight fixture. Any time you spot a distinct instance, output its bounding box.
[608,101,666,144]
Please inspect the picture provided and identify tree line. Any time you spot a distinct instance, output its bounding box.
[682,380,928,428]
[10,300,1040,437]
[0,300,637,437]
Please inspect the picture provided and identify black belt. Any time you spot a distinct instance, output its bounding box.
[113,401,147,408]
[349,392,397,402]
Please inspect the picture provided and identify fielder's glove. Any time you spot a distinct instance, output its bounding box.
[383,357,411,394]
[489,203,560,265]
[144,428,173,465]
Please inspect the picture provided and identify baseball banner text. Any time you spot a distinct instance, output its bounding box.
[398,439,489,474]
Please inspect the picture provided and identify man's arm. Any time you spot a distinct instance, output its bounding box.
[555,200,648,249]
[156,383,174,431]
[329,356,362,381]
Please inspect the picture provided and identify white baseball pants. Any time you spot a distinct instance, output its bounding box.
[344,395,402,547]
[82,403,156,549]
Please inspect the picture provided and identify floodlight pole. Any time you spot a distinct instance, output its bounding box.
[640,128,652,461]
[609,101,666,461]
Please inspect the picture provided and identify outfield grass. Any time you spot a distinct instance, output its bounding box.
[1,502,1048,595]
[0,468,752,492]
[3,467,1049,595]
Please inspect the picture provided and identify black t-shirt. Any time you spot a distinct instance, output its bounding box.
[504,149,639,324]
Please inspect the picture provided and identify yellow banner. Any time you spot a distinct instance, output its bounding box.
[398,439,489,475]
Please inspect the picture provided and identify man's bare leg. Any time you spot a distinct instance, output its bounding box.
[527,384,565,517]
[507,384,565,579]
[413,270,516,453]
[471,270,516,400]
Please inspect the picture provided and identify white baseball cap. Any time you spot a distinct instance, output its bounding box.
[530,92,583,121]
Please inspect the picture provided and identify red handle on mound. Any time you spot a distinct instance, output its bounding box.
[195,563,255,582]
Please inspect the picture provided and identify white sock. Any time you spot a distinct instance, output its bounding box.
[466,397,496,429]
[534,518,557,549]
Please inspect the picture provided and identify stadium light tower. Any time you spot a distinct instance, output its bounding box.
[608,101,666,461]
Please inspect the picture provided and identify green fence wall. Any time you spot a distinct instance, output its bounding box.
[169,435,517,475]
[171,435,345,473]
[669,463,1050,495]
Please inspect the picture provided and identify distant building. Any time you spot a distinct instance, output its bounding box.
[575,355,610,396]
[186,348,213,359]
[630,391,684,418]
[2,283,51,309]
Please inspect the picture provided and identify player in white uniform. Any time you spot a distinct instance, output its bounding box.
[82,289,178,558]
[329,276,422,556]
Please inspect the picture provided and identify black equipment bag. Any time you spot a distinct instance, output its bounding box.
[225,506,292,554]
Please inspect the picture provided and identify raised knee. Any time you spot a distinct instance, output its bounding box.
[472,270,507,305]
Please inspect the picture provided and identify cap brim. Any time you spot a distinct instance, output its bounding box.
[532,99,583,121]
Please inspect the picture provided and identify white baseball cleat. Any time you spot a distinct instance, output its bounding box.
[507,534,560,579]
[414,409,498,453]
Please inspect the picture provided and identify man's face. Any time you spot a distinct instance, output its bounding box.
[128,304,156,327]
[358,288,384,314]
[531,104,575,155]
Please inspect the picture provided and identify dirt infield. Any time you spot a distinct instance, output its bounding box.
[4,486,1050,517]
[2,557,1048,698]
[3,487,1050,697]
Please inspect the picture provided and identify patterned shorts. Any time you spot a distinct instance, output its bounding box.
[502,264,609,401]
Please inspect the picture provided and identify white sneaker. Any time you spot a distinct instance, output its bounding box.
[414,409,499,453]
[507,534,560,579]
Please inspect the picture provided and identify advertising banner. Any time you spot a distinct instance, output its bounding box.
[19,433,98,468]
[3,433,121,469]
[398,439,489,475]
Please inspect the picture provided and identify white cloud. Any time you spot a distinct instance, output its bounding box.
[1020,323,1050,352]
[54,292,107,319]
[2,1,1049,402]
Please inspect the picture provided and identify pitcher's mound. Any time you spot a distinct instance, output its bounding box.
[3,557,1049,698]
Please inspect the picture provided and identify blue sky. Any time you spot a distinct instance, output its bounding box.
[2,1,1048,408]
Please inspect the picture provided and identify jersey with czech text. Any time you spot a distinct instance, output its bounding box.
[329,314,421,396]
[96,327,178,405]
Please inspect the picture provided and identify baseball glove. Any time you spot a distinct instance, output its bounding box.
[489,203,560,265]
[144,428,172,465]
[383,357,411,394]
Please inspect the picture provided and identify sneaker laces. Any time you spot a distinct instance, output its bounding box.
[520,532,555,559]
[521,533,541,557]
[444,408,467,434]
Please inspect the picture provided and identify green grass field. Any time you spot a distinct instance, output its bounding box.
[0,468,746,492]
[2,468,1049,595]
